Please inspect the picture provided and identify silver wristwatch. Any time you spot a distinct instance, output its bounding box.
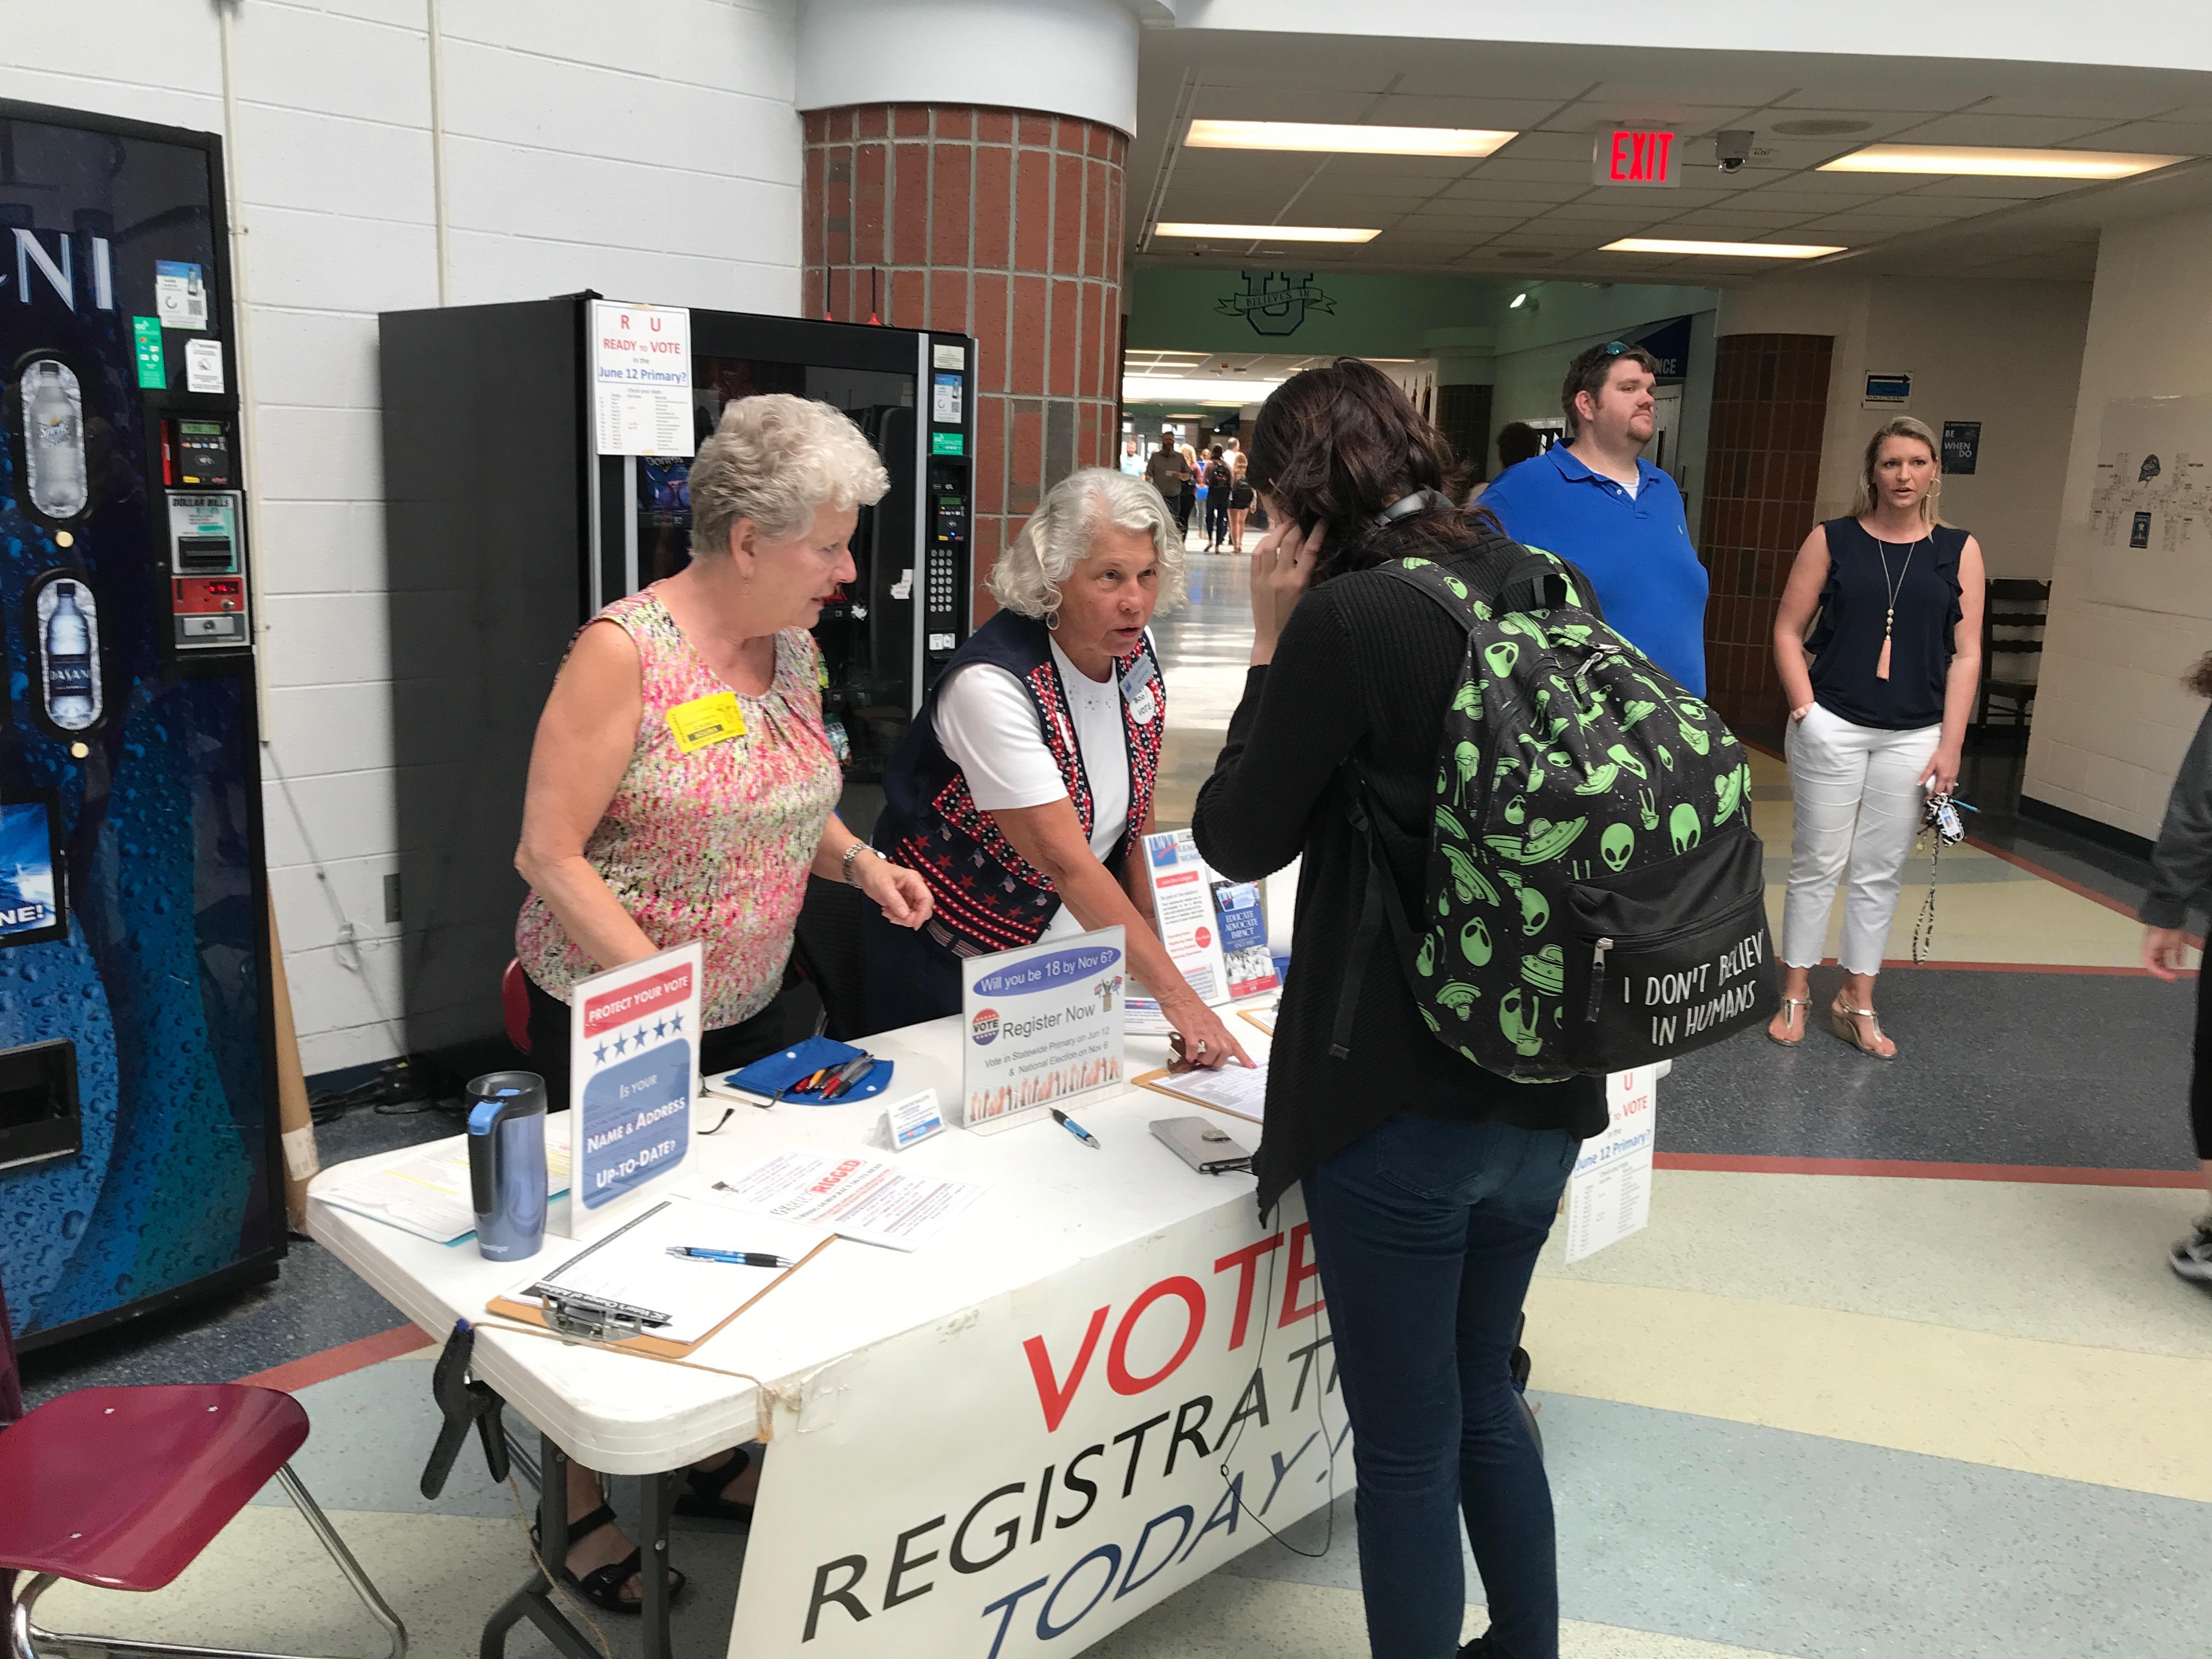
[841,842,871,886]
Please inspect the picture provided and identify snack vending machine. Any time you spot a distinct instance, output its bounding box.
[379,297,974,1062]
[0,101,283,1346]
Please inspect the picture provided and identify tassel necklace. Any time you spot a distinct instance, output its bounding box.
[1872,532,1927,681]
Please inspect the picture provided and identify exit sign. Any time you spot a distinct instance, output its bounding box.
[1593,129,1679,188]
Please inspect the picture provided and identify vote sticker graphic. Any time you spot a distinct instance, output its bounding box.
[972,1007,1000,1046]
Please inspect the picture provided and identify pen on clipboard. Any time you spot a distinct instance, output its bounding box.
[667,1246,795,1268]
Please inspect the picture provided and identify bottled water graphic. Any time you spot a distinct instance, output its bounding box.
[41,579,98,731]
[24,359,88,520]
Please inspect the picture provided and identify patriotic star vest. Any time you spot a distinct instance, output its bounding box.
[874,610,1166,954]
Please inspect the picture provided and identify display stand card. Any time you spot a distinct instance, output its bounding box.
[557,941,702,1239]
[1212,877,1279,999]
[1564,1068,1656,1263]
[1141,831,1228,1003]
[883,1088,946,1152]
[959,926,1127,1135]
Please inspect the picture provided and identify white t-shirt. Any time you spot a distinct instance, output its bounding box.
[934,636,1137,940]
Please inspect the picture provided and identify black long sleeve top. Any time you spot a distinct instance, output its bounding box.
[1193,543,1607,1218]
[2142,703,2212,928]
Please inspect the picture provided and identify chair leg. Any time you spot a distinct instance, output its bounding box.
[10,1466,407,1659]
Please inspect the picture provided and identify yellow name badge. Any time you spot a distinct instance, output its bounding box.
[666,691,747,753]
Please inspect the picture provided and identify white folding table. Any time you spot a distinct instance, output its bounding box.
[309,1010,1345,1659]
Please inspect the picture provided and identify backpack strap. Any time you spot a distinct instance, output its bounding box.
[1381,546,1607,622]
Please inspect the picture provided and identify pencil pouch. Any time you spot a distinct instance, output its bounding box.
[714,1037,894,1104]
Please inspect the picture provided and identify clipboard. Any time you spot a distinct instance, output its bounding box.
[1237,1002,1277,1035]
[1131,1063,1267,1125]
[486,1195,834,1357]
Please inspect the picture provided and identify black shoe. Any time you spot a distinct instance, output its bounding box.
[532,1502,687,1615]
[674,1446,755,1522]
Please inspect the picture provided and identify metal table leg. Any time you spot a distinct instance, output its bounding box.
[639,1468,677,1659]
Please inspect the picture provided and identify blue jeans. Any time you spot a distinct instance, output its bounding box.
[1302,1113,1578,1659]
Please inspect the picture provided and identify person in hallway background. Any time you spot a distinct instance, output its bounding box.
[1119,434,1146,477]
[1478,341,1708,692]
[1195,358,1603,1659]
[1177,435,1200,542]
[1765,416,1983,1057]
[2137,653,2212,1283]
[1228,445,1255,548]
[512,393,933,1609]
[1203,444,1234,551]
[1147,430,1192,537]
[866,467,1253,1071]
[1496,419,1544,475]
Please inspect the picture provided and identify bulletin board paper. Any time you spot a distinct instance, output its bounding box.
[2084,396,2212,618]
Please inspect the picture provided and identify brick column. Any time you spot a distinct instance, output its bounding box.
[1700,332,1834,732]
[802,105,1128,622]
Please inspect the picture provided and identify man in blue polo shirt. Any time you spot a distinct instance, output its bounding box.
[1480,340,1709,693]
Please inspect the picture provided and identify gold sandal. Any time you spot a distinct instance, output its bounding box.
[1767,996,1811,1046]
[1829,999,1895,1060]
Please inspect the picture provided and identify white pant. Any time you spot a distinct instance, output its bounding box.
[1780,704,1940,975]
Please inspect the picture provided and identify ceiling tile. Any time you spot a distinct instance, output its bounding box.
[1461,157,1600,185]
[1440,176,1584,202]
[1644,207,1826,228]
[1363,94,1567,130]
[2057,120,2212,154]
[1387,49,1606,101]
[1886,112,2133,147]
[1730,188,1889,212]
[1494,129,1608,163]
[1888,175,2085,201]
[1194,87,1393,123]
[1536,201,1675,223]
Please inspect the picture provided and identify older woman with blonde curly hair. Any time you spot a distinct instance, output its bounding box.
[512,392,934,1610]
[866,466,1252,1070]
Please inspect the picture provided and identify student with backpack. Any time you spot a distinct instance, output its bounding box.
[1194,359,1771,1659]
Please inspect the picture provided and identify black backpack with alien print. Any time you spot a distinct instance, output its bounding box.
[1331,544,1776,1081]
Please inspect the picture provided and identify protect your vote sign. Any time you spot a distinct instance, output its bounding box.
[561,940,701,1237]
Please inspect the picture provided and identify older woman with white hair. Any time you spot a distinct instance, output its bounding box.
[866,466,1253,1070]
[512,393,935,1609]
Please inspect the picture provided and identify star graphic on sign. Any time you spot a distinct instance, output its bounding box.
[593,1043,609,1065]
[669,1013,684,1032]
[653,1019,667,1039]
[634,1024,649,1047]
[613,1033,629,1055]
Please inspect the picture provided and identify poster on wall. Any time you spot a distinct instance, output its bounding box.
[590,300,695,458]
[2083,396,2212,618]
[1940,421,1981,475]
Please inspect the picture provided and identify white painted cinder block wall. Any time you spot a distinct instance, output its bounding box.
[2024,208,2212,843]
[1,0,803,1074]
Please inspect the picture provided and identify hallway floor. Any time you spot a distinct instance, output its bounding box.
[20,535,2212,1659]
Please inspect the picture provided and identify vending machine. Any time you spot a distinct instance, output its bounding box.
[378,297,974,1063]
[0,100,283,1346]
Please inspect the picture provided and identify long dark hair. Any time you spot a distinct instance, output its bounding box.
[1245,358,1493,587]
[2187,652,2212,698]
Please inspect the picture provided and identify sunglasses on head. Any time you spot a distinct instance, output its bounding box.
[1602,340,1628,355]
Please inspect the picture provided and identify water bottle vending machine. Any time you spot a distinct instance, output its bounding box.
[0,100,283,1346]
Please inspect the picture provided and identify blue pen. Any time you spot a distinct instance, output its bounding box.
[1051,1108,1102,1150]
[667,1246,795,1268]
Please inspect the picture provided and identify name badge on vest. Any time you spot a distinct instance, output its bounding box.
[667,691,747,753]
[1121,659,1159,726]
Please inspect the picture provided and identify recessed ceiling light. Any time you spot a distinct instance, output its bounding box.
[1603,237,1843,259]
[1509,291,1530,308]
[1185,119,1516,158]
[1154,222,1380,244]
[1771,118,1875,138]
[1820,144,2186,179]
[1123,375,1285,403]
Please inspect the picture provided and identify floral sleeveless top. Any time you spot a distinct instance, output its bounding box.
[515,588,840,1028]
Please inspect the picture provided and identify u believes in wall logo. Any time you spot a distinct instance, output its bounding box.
[1216,271,1335,338]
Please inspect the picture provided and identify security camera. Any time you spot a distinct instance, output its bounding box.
[1715,130,1754,174]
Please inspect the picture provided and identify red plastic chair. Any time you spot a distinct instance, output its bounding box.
[0,1384,405,1659]
[500,959,531,1055]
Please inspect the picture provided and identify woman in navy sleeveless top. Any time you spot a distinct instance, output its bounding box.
[1767,417,1986,1058]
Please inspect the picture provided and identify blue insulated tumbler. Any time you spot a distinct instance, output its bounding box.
[465,1071,548,1261]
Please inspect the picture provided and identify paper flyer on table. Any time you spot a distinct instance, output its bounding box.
[702,1150,988,1252]
[317,1117,574,1244]
[1564,1068,1655,1264]
[1141,830,1227,1002]
[1136,1061,1268,1124]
